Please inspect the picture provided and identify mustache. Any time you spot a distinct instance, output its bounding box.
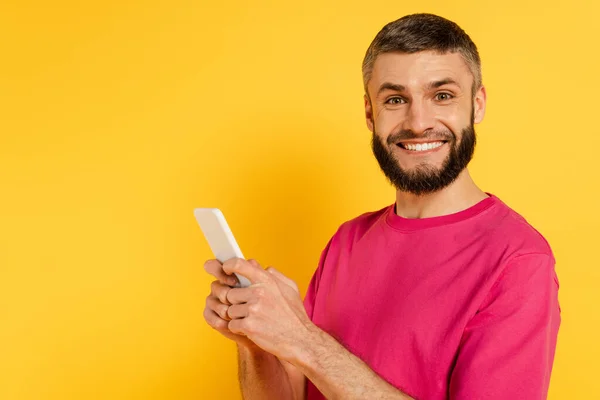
[386,129,455,146]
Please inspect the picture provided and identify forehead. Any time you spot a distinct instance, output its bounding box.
[369,51,473,92]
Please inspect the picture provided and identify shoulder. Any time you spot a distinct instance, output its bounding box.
[480,195,558,293]
[490,195,554,260]
[326,204,392,253]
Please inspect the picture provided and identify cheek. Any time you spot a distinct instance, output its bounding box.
[438,107,469,134]
[375,110,404,135]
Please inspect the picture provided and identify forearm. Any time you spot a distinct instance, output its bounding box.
[294,325,414,400]
[237,344,296,400]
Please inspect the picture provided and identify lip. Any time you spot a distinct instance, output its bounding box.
[395,141,447,155]
[396,140,448,145]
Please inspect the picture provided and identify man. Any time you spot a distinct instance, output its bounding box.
[203,13,561,400]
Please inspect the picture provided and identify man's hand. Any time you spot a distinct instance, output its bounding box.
[204,257,413,400]
[223,258,314,363]
[203,259,258,350]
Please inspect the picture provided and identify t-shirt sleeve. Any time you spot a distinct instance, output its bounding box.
[449,253,561,400]
[303,236,334,320]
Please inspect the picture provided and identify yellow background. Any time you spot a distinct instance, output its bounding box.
[1,0,598,398]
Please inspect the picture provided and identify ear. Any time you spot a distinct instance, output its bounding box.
[364,94,374,132]
[473,85,487,124]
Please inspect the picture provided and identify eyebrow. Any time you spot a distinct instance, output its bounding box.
[376,82,405,97]
[376,78,461,97]
[426,78,460,90]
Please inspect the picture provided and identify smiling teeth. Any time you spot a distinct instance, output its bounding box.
[404,141,444,151]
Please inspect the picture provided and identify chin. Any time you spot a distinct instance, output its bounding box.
[398,160,444,173]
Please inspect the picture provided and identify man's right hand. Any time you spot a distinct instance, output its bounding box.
[204,259,307,400]
[203,259,258,350]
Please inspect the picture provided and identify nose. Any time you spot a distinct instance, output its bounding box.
[403,99,436,135]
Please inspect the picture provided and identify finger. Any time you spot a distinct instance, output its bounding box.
[211,280,232,305]
[223,258,269,285]
[228,318,247,336]
[204,259,238,286]
[266,267,299,292]
[227,303,250,319]
[248,259,261,269]
[206,295,231,320]
[227,285,263,305]
[203,307,228,331]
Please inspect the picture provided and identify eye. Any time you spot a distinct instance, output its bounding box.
[385,97,406,105]
[435,92,453,101]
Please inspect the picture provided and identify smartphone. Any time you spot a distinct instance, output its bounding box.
[193,208,251,288]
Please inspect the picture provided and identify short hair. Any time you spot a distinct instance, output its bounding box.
[362,13,482,98]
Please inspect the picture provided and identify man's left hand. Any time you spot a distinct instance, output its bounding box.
[223,258,314,363]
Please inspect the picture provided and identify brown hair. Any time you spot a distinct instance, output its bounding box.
[362,13,482,98]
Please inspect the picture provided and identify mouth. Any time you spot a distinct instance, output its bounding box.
[396,140,448,153]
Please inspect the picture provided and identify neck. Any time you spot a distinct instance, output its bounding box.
[395,169,488,219]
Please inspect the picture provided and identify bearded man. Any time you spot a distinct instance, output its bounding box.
[203,13,561,400]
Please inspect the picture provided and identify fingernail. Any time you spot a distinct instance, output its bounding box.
[228,277,238,286]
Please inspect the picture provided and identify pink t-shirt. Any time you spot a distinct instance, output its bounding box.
[303,194,561,400]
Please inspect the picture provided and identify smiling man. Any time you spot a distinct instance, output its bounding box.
[203,13,561,400]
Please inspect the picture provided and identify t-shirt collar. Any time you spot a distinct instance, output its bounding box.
[385,192,498,231]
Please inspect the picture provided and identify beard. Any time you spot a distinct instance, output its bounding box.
[371,115,476,196]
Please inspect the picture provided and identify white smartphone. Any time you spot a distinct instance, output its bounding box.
[193,208,251,288]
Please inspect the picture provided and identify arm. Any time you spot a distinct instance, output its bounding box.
[237,344,305,400]
[294,324,414,400]
[449,253,561,399]
[224,259,415,400]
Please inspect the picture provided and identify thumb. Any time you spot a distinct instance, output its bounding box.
[223,258,268,284]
